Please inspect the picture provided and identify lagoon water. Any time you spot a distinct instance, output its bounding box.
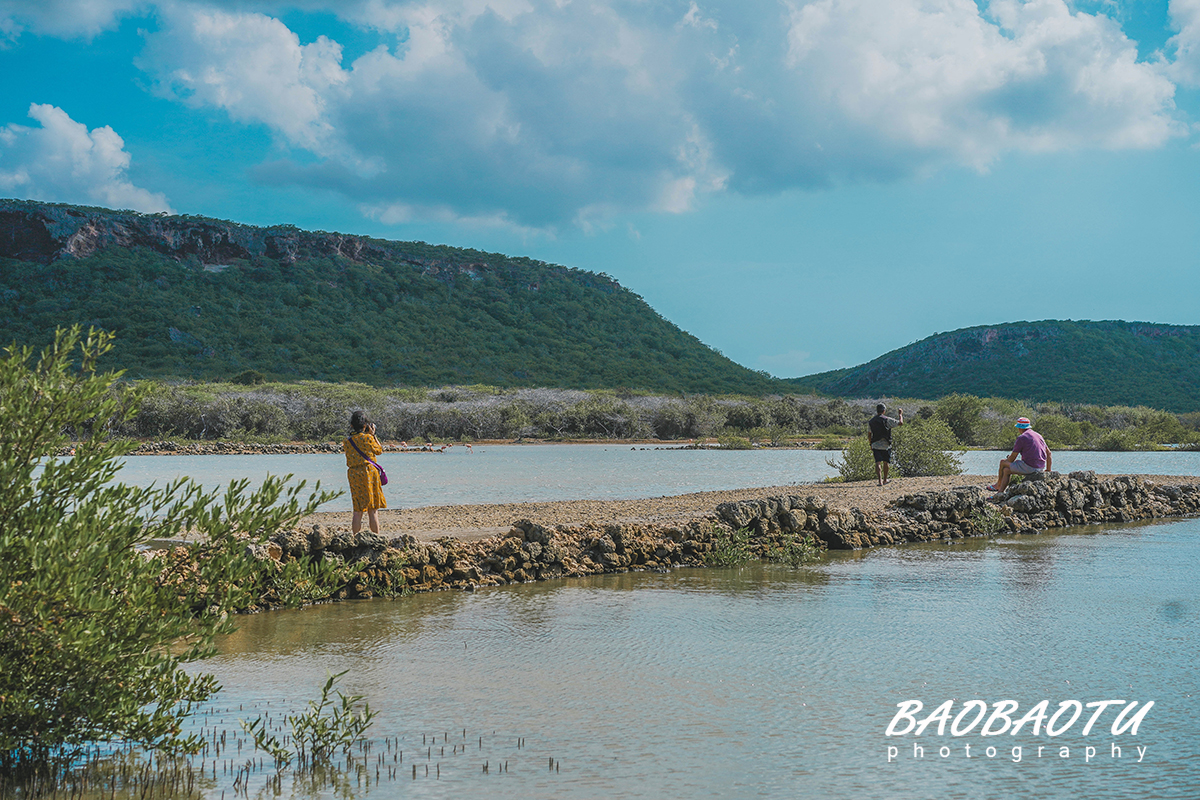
[117,445,1200,511]
[134,445,1200,798]
[195,516,1200,799]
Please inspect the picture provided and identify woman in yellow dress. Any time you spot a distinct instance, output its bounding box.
[344,410,386,534]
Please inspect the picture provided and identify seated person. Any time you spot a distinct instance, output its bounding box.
[990,417,1051,492]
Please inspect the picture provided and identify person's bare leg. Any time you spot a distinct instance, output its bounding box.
[882,461,890,485]
[999,464,1015,491]
[875,459,884,486]
[352,510,363,533]
[993,459,1009,490]
[367,508,380,534]
[993,460,1014,492]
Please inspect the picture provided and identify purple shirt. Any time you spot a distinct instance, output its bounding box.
[1013,429,1049,470]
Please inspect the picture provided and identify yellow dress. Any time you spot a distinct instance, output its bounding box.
[344,432,387,511]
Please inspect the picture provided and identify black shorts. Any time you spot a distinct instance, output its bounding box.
[872,447,891,463]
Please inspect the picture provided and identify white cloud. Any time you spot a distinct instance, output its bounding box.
[141,1,705,227]
[142,5,349,155]
[777,0,1181,171]
[680,1,719,32]
[132,0,1183,228]
[1167,0,1200,86]
[0,0,143,40]
[0,104,171,212]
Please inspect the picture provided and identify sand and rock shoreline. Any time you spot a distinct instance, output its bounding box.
[297,472,1193,542]
[224,471,1200,603]
[298,474,988,541]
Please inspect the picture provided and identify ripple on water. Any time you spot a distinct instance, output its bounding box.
[195,519,1200,799]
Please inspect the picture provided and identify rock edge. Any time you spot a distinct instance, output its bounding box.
[242,472,1199,599]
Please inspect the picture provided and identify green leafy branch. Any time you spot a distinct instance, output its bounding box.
[241,671,376,770]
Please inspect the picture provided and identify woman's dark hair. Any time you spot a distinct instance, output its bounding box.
[350,410,370,434]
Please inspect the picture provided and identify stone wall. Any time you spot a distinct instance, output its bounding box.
[247,472,1200,600]
[715,471,1200,550]
[256,516,817,596]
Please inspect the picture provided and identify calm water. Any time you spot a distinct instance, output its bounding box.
[115,446,1200,512]
[192,518,1200,799]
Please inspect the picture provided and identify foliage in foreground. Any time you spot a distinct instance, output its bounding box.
[0,328,336,766]
[152,529,411,616]
[703,527,822,567]
[242,672,375,769]
[705,527,755,566]
[761,532,823,567]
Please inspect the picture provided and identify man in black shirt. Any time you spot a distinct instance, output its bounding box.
[868,403,904,486]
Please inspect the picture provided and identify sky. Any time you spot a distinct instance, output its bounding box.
[2,0,1200,379]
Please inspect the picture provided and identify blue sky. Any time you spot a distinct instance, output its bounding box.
[2,0,1200,379]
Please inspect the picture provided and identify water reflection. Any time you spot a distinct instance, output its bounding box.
[195,519,1200,799]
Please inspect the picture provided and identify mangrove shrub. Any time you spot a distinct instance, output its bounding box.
[827,437,876,483]
[0,328,333,765]
[828,418,965,481]
[891,418,965,477]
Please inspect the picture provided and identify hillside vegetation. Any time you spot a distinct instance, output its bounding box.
[0,199,777,394]
[6,200,1200,413]
[787,320,1200,412]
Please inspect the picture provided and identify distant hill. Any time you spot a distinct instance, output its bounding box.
[0,199,779,393]
[785,320,1200,412]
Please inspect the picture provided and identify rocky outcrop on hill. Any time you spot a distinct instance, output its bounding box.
[1,198,404,269]
[0,198,599,294]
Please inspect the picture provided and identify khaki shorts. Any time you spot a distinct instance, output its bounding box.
[1008,459,1041,475]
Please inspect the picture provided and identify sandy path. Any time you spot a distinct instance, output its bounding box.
[300,473,1200,542]
[300,474,999,541]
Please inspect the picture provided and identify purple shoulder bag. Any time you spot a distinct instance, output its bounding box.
[347,434,388,486]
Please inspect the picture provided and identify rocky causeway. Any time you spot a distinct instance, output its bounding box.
[235,471,1200,601]
[298,472,1195,541]
[300,474,997,541]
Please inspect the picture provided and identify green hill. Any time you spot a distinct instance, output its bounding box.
[786,320,1200,412]
[0,199,778,393]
